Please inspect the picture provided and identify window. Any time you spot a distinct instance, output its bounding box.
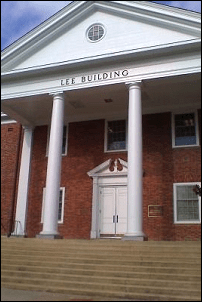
[46,125,68,156]
[172,112,199,148]
[173,183,201,224]
[105,120,127,152]
[41,187,65,224]
[87,24,105,42]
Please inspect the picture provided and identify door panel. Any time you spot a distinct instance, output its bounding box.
[101,187,116,234]
[100,186,127,235]
[116,187,127,234]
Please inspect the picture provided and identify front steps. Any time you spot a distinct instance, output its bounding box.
[1,237,201,301]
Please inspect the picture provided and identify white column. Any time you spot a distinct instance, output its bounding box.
[13,126,33,236]
[123,82,146,241]
[39,93,64,238]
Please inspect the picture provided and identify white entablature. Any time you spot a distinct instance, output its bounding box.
[1,1,201,127]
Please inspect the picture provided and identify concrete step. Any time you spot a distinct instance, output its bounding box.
[1,281,200,301]
[2,269,201,290]
[2,263,200,282]
[1,237,200,244]
[1,248,201,262]
[1,258,201,275]
[2,239,200,248]
[1,254,200,268]
[1,237,200,247]
[1,276,201,299]
[1,237,201,301]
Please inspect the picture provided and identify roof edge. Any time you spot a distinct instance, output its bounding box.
[1,1,201,64]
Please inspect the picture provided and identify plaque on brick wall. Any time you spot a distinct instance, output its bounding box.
[148,205,163,217]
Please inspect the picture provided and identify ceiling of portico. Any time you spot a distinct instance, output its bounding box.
[2,73,201,127]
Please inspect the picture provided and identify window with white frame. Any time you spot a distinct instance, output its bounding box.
[172,112,199,148]
[46,125,68,156]
[41,187,65,224]
[105,120,127,152]
[87,24,105,42]
[173,183,201,224]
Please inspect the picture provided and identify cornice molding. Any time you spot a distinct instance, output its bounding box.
[1,39,200,81]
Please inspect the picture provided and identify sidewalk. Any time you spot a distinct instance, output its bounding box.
[1,288,138,301]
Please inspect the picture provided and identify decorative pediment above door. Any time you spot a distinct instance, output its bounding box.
[87,158,128,177]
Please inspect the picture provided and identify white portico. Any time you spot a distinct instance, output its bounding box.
[1,1,201,239]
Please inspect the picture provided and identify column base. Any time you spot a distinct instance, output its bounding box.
[10,234,27,238]
[122,233,148,241]
[122,236,147,241]
[90,230,97,239]
[36,234,63,240]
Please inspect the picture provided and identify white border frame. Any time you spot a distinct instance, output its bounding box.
[41,187,65,224]
[104,119,128,153]
[46,124,68,157]
[171,110,200,148]
[173,182,201,224]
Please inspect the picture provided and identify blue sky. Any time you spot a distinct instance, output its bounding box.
[1,1,201,51]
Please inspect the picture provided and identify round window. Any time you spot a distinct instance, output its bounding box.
[87,24,105,42]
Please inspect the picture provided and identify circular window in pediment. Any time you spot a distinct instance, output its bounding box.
[87,24,105,42]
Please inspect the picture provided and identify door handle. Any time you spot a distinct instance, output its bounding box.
[113,215,118,223]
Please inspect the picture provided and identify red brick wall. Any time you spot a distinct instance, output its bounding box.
[2,111,201,240]
[143,111,201,241]
[1,123,22,235]
[26,120,127,238]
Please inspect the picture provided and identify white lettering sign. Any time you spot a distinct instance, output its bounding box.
[61,70,129,86]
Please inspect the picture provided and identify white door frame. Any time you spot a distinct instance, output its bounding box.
[87,159,128,239]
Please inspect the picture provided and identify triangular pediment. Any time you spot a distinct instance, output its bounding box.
[88,158,128,177]
[1,1,200,73]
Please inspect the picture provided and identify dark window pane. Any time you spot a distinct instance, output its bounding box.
[107,120,126,150]
[58,189,63,221]
[62,126,67,154]
[175,113,196,146]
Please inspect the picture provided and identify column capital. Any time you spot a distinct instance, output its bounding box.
[125,81,142,90]
[49,91,64,99]
[22,125,35,132]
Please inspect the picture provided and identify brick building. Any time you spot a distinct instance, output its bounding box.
[1,1,201,241]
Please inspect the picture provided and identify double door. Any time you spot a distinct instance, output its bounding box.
[100,186,127,235]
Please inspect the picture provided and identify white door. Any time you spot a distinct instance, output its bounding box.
[100,186,127,235]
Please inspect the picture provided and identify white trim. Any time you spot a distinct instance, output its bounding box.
[172,110,200,148]
[1,120,17,125]
[173,182,201,224]
[88,158,128,238]
[88,158,128,177]
[1,41,201,81]
[2,49,201,101]
[41,187,65,224]
[46,124,68,157]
